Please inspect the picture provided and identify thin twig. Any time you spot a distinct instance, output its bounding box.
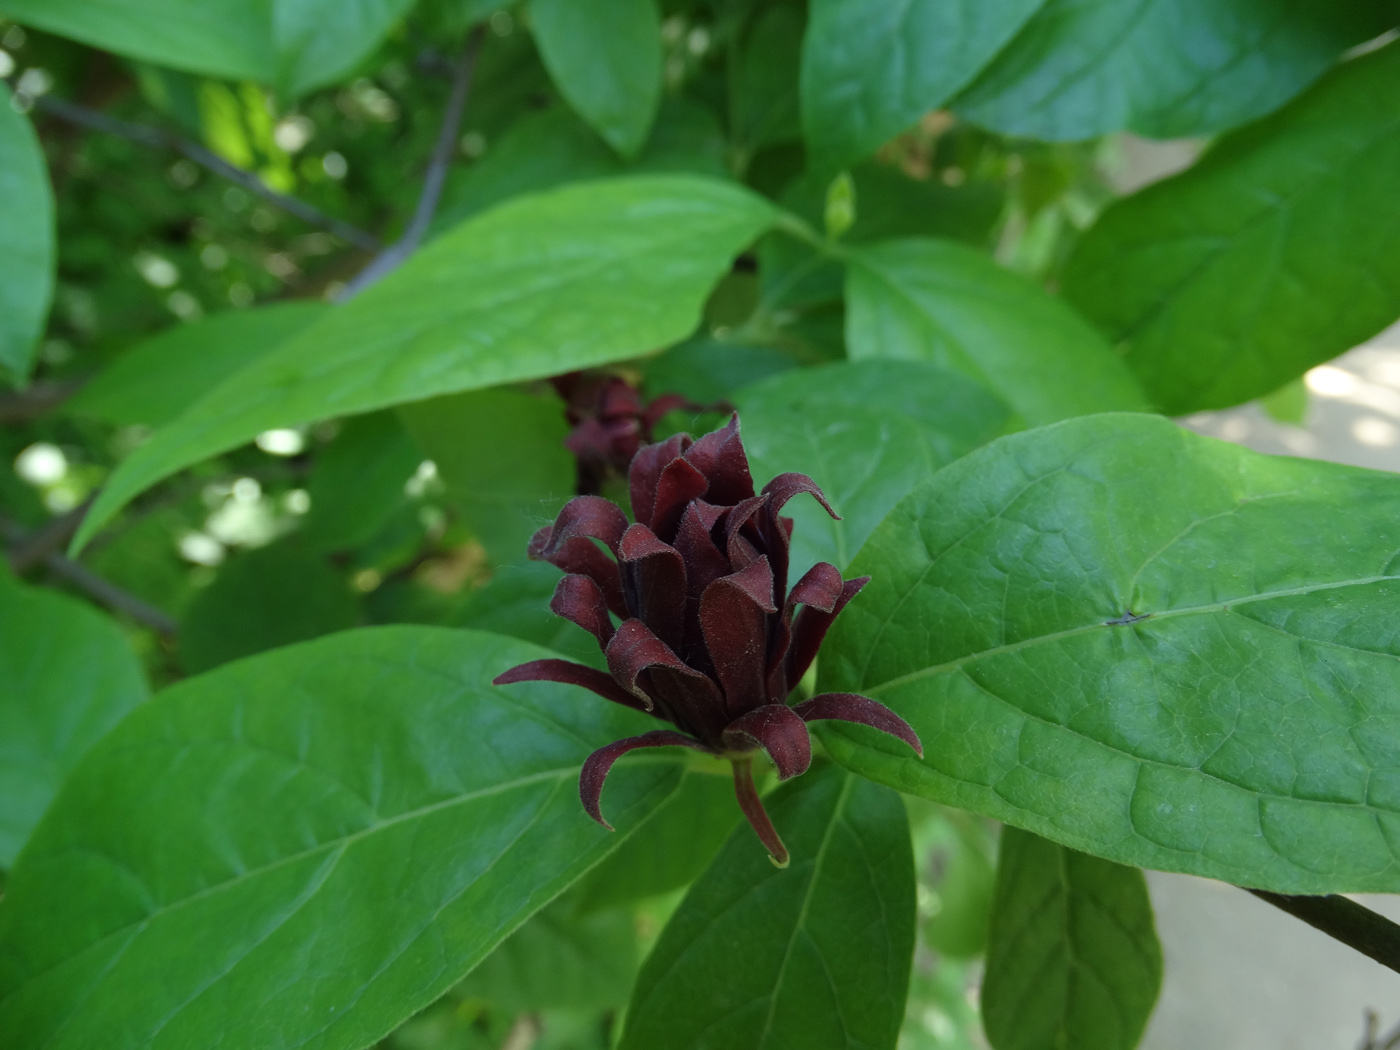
[1250,889,1400,976]
[29,94,381,252]
[337,25,486,299]
[2,513,178,635]
[0,379,84,424]
[6,496,93,573]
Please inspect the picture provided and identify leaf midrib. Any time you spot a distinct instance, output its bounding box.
[863,572,1400,696]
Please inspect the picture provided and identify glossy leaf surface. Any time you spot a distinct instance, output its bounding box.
[0,83,54,384]
[69,304,328,428]
[954,0,1392,141]
[736,360,1010,578]
[800,0,1043,173]
[621,764,914,1050]
[845,238,1148,425]
[982,828,1161,1050]
[821,413,1400,893]
[302,412,423,554]
[1063,43,1400,413]
[0,579,147,868]
[531,0,662,158]
[73,176,776,552]
[0,627,685,1050]
[272,0,415,96]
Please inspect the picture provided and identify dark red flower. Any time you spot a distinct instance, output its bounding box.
[494,414,922,865]
[552,372,700,495]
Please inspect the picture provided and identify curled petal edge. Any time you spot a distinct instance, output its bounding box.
[581,730,710,830]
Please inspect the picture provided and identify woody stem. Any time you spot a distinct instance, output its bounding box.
[731,756,789,868]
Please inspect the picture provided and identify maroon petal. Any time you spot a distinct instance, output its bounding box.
[619,523,687,651]
[538,495,630,557]
[701,556,779,715]
[493,658,648,712]
[597,378,645,420]
[535,535,627,618]
[721,704,812,780]
[640,393,691,431]
[683,413,755,506]
[795,692,923,757]
[723,493,770,569]
[581,731,710,830]
[629,433,692,529]
[762,472,839,520]
[784,576,869,692]
[673,500,733,662]
[732,756,789,867]
[550,574,615,648]
[650,456,710,541]
[785,562,844,615]
[606,617,719,705]
[563,417,614,463]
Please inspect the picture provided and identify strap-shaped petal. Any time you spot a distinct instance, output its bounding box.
[767,561,845,697]
[493,658,648,712]
[639,393,691,429]
[784,575,869,693]
[721,703,812,780]
[794,692,923,757]
[683,413,755,506]
[581,730,710,830]
[537,495,630,557]
[550,574,615,648]
[722,493,770,570]
[629,432,692,529]
[701,556,779,716]
[761,472,839,519]
[732,755,789,867]
[650,456,709,541]
[619,523,687,651]
[672,500,732,663]
[533,534,626,617]
[605,617,719,709]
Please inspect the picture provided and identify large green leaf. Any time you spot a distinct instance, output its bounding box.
[0,579,147,868]
[400,387,574,566]
[68,303,328,428]
[0,0,274,82]
[570,768,739,912]
[845,238,1148,425]
[72,176,777,553]
[434,99,728,231]
[0,83,55,385]
[820,413,1400,893]
[272,0,415,96]
[1062,43,1400,414]
[302,411,423,554]
[530,0,662,158]
[620,763,915,1050]
[981,828,1161,1050]
[0,626,685,1050]
[733,4,804,162]
[0,0,409,93]
[735,360,1011,579]
[953,0,1393,141]
[800,0,1044,174]
[177,540,362,673]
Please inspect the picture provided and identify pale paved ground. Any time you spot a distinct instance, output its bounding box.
[1142,319,1400,1050]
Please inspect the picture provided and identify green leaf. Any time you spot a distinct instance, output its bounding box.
[177,540,362,673]
[820,412,1400,893]
[845,238,1148,425]
[72,176,777,553]
[0,0,275,82]
[530,0,662,158]
[459,899,639,1012]
[0,83,55,385]
[981,828,1162,1050]
[303,411,424,554]
[0,579,147,868]
[621,764,914,1050]
[400,387,574,566]
[446,562,604,668]
[800,0,1044,174]
[643,337,797,406]
[434,99,728,231]
[68,303,328,428]
[733,4,804,159]
[570,768,739,912]
[735,360,1011,578]
[0,626,686,1050]
[1062,43,1400,414]
[273,0,415,96]
[953,0,1392,140]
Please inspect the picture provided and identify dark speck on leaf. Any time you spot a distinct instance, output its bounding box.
[1105,611,1151,626]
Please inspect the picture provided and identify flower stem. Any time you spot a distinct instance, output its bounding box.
[731,757,789,868]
